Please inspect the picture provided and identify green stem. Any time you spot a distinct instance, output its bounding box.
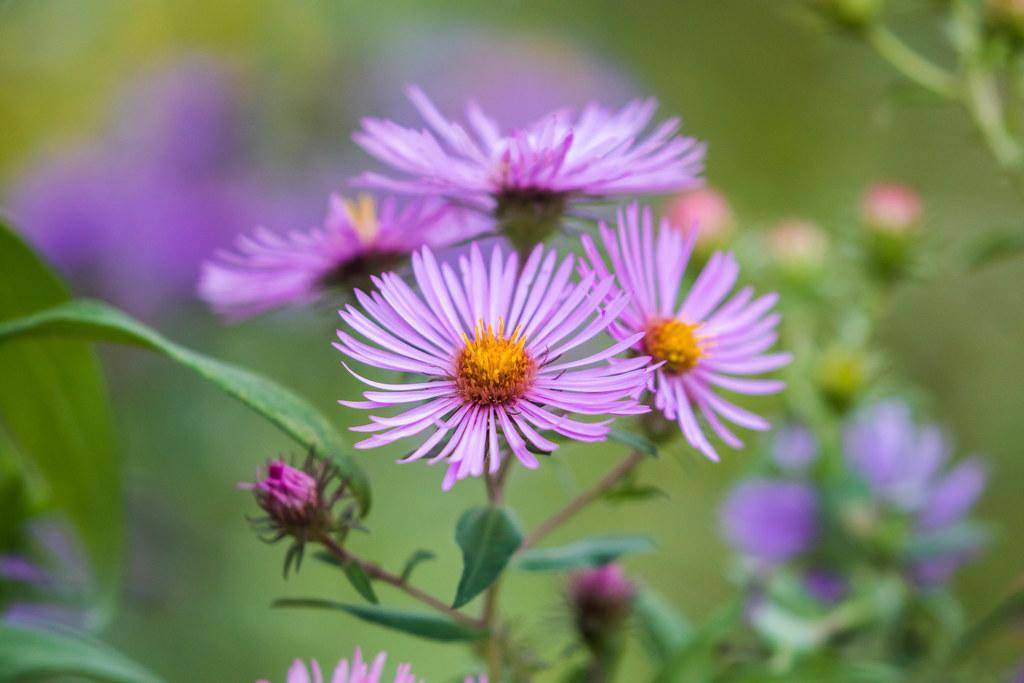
[865,25,959,99]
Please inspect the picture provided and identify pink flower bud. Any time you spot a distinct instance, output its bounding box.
[241,460,318,518]
[666,187,734,250]
[765,219,828,271]
[567,564,636,652]
[861,183,922,235]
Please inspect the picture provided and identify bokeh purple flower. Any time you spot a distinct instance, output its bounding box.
[844,399,988,584]
[772,423,819,473]
[334,241,651,490]
[582,202,790,460]
[719,479,819,564]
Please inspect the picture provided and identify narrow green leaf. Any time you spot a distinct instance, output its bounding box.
[342,560,379,604]
[607,427,658,457]
[452,506,522,608]
[634,587,693,661]
[0,298,370,514]
[274,598,485,642]
[951,585,1024,660]
[0,224,120,614]
[965,226,1024,269]
[400,549,437,583]
[516,535,655,572]
[0,623,164,683]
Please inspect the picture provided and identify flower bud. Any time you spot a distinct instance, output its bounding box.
[816,346,868,414]
[665,187,734,254]
[567,564,636,654]
[240,452,356,575]
[765,218,828,278]
[815,0,884,29]
[861,183,922,236]
[986,0,1024,40]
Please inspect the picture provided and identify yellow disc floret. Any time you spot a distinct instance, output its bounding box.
[342,194,381,244]
[643,318,705,374]
[455,319,536,405]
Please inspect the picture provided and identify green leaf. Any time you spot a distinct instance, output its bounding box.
[607,427,658,457]
[0,623,164,682]
[965,226,1024,269]
[903,521,990,560]
[634,587,693,661]
[342,560,378,604]
[951,585,1024,660]
[653,598,743,683]
[0,298,370,514]
[452,506,522,608]
[0,224,121,614]
[310,550,378,603]
[274,598,485,642]
[400,549,436,583]
[516,535,655,572]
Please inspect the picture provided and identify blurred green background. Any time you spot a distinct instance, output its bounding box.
[1,0,1022,680]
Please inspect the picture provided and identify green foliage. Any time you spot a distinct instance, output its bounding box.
[399,549,437,583]
[0,623,165,683]
[273,598,486,642]
[516,535,655,572]
[341,560,379,604]
[452,506,523,608]
[0,224,121,614]
[0,297,371,515]
[633,587,693,661]
[607,427,658,457]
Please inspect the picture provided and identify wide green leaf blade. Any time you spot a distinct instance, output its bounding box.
[0,623,164,682]
[516,535,655,572]
[274,598,485,642]
[0,224,120,614]
[452,506,522,608]
[0,297,370,514]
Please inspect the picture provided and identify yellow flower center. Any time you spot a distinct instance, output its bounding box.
[455,320,535,405]
[643,318,705,374]
[342,194,380,244]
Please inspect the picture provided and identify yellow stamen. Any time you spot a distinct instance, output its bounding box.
[343,194,380,244]
[455,319,535,405]
[643,318,705,374]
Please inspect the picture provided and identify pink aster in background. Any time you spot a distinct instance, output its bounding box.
[352,85,705,212]
[664,186,735,251]
[257,648,418,683]
[200,194,481,320]
[582,203,790,460]
[334,241,651,490]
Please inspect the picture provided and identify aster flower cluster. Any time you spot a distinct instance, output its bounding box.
[718,400,989,656]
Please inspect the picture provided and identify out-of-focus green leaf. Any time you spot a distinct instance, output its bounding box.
[516,535,655,572]
[607,427,658,457]
[951,585,1024,659]
[452,506,522,608]
[903,521,990,560]
[0,224,120,614]
[965,226,1024,269]
[400,549,436,583]
[0,623,164,682]
[653,598,743,683]
[274,598,486,642]
[634,586,693,661]
[0,297,370,514]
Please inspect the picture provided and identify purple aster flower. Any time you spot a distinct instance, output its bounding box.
[352,85,704,213]
[581,203,790,460]
[802,569,849,605]
[719,479,819,564]
[334,241,651,490]
[772,423,819,473]
[256,648,418,683]
[199,194,474,320]
[843,399,988,584]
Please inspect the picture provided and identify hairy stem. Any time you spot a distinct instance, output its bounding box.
[318,535,484,629]
[520,450,646,552]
